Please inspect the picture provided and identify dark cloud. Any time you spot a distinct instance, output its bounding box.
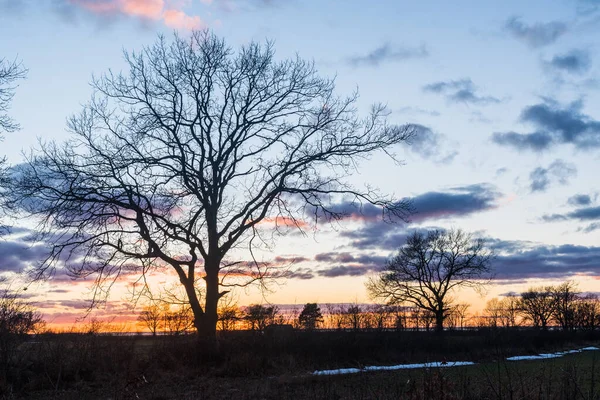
[318,265,372,278]
[339,223,411,251]
[491,131,554,152]
[529,159,577,192]
[494,242,600,280]
[505,17,567,48]
[423,79,500,105]
[568,194,593,206]
[315,252,389,278]
[543,205,600,223]
[411,184,501,222]
[404,124,458,164]
[0,239,49,274]
[493,99,600,151]
[346,43,428,67]
[546,49,592,74]
[314,252,387,266]
[330,184,500,251]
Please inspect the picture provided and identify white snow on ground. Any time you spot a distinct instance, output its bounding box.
[506,346,600,362]
[506,354,563,361]
[311,346,600,376]
[313,361,475,376]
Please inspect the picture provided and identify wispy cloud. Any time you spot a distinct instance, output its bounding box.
[492,99,600,151]
[505,16,567,48]
[346,43,428,67]
[529,159,577,192]
[423,78,501,106]
[404,124,458,164]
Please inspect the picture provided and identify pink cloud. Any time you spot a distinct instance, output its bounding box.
[69,0,204,30]
[163,9,205,30]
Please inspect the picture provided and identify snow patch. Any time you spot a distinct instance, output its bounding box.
[313,361,475,376]
[506,346,600,362]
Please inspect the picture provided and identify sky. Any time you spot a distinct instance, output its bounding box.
[1,0,600,328]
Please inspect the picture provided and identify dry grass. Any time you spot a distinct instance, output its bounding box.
[3,329,600,399]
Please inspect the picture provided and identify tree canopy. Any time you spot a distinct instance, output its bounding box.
[368,229,493,332]
[8,31,414,340]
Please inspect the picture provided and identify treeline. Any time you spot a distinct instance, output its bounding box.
[481,282,599,330]
[131,283,600,335]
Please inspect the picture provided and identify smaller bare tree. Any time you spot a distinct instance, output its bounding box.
[243,304,279,332]
[137,305,163,336]
[552,281,578,331]
[368,229,493,332]
[518,287,556,330]
[0,282,43,379]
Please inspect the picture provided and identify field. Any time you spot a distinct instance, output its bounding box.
[3,329,600,399]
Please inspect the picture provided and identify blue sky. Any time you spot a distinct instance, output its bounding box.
[1,0,600,323]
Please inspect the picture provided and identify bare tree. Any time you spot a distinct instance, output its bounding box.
[518,286,556,330]
[0,57,26,135]
[368,229,493,332]
[552,281,578,331]
[136,304,163,336]
[243,304,279,331]
[8,31,414,341]
[0,57,27,231]
[0,281,44,379]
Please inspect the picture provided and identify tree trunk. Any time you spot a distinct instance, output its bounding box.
[182,276,205,334]
[200,258,220,341]
[435,311,444,333]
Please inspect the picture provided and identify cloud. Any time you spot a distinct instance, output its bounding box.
[494,242,600,280]
[543,206,600,222]
[404,124,458,163]
[337,184,501,251]
[423,79,500,105]
[0,0,207,30]
[492,99,600,151]
[505,16,567,48]
[580,222,600,233]
[568,194,593,206]
[0,239,50,274]
[395,107,440,117]
[546,49,592,74]
[491,131,554,152]
[314,252,388,278]
[410,184,501,222]
[346,43,428,67]
[529,159,577,192]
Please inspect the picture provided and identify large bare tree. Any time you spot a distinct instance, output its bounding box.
[368,229,493,332]
[9,31,414,340]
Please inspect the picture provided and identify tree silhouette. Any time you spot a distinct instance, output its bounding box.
[0,57,26,135]
[0,57,27,231]
[137,305,163,336]
[8,31,414,341]
[368,229,493,332]
[298,303,323,330]
[243,304,279,331]
[518,286,556,330]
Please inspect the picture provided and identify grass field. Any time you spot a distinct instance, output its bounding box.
[4,330,600,399]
